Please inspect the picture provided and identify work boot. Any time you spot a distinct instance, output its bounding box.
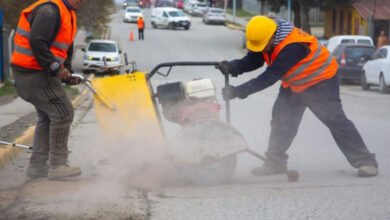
[251,163,286,176]
[26,164,49,178]
[358,165,378,177]
[48,164,81,180]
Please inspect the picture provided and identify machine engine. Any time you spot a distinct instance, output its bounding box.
[157,78,221,125]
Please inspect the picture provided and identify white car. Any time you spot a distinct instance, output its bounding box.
[362,45,390,93]
[190,2,207,15]
[123,6,143,23]
[203,8,225,24]
[183,0,198,13]
[326,35,373,54]
[151,7,191,30]
[82,40,121,73]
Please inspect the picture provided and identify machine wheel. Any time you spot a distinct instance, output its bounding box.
[361,71,370,90]
[170,120,248,185]
[379,74,388,94]
[180,154,237,186]
[287,170,299,182]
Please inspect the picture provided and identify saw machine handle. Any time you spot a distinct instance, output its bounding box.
[147,61,230,123]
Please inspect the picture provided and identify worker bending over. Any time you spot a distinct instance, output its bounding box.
[217,16,378,177]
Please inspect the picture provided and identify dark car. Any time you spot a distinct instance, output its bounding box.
[332,43,376,83]
[123,0,139,8]
[154,0,175,7]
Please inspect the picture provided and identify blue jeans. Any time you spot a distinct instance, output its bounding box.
[266,74,378,169]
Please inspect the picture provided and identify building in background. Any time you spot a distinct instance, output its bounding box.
[324,0,390,44]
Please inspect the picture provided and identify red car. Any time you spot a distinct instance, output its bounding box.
[175,0,183,8]
[137,0,151,8]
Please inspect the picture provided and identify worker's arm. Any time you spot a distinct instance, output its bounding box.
[64,43,74,73]
[28,3,63,76]
[234,43,310,98]
[229,51,264,77]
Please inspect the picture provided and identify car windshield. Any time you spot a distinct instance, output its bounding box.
[88,43,117,52]
[341,39,355,44]
[210,9,223,13]
[345,47,376,60]
[168,11,185,17]
[357,39,372,45]
[127,8,141,12]
[197,3,206,7]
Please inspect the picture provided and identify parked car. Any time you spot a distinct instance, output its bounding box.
[190,2,208,15]
[175,0,184,9]
[123,0,139,8]
[137,0,151,8]
[361,45,390,93]
[332,43,376,83]
[202,8,225,25]
[151,7,191,30]
[154,0,175,7]
[183,0,200,13]
[123,6,143,23]
[327,35,373,54]
[82,40,122,73]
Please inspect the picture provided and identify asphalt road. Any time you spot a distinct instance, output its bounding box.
[1,7,390,220]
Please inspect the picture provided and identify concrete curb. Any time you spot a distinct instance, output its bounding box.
[0,76,94,170]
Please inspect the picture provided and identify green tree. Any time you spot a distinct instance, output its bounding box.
[0,0,115,33]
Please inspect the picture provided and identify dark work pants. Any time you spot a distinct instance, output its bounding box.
[13,69,74,167]
[266,74,378,169]
[138,28,144,40]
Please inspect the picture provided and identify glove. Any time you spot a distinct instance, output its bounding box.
[216,60,233,76]
[222,85,238,101]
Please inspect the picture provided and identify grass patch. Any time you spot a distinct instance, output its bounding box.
[226,9,253,17]
[0,79,17,97]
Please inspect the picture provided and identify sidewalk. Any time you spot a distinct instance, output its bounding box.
[225,13,250,28]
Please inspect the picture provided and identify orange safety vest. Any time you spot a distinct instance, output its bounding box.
[137,18,144,29]
[263,28,338,93]
[11,0,77,70]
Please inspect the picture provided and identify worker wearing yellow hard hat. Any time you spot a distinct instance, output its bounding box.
[216,15,378,177]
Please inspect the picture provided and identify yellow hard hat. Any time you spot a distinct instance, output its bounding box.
[246,16,277,52]
[139,15,143,18]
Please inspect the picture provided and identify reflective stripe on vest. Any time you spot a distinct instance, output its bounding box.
[263,28,337,93]
[11,0,76,70]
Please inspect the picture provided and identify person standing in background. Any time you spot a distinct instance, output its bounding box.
[137,15,145,40]
[377,30,388,49]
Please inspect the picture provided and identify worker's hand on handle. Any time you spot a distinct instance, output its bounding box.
[58,69,82,85]
[57,68,71,82]
[67,75,81,85]
[222,85,238,101]
[216,60,233,76]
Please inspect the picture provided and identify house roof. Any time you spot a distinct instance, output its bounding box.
[352,0,390,20]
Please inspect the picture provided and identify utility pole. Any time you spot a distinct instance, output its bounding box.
[0,8,4,82]
[287,0,291,23]
[233,0,236,23]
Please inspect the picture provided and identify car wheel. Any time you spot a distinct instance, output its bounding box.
[361,71,370,90]
[184,25,190,30]
[379,74,388,94]
[151,22,157,29]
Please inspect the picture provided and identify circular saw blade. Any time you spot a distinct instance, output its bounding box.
[169,120,249,185]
